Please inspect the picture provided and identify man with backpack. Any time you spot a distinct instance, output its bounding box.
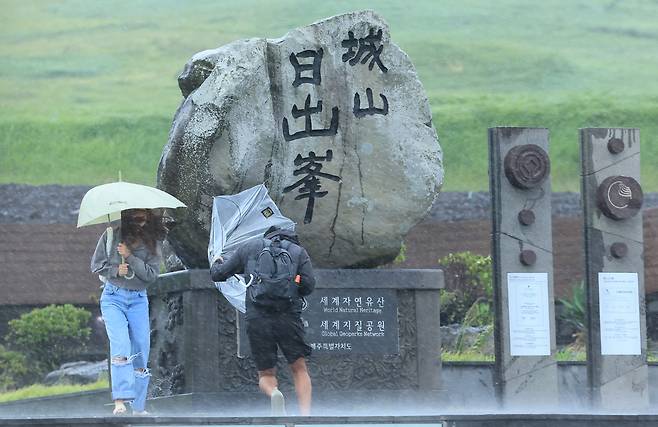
[210,226,315,416]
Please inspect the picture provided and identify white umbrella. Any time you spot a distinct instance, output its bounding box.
[78,181,186,279]
[77,181,186,228]
[209,184,295,313]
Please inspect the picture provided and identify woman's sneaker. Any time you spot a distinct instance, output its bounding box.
[112,402,127,415]
[270,388,286,416]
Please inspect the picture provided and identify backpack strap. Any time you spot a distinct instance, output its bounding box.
[279,239,302,280]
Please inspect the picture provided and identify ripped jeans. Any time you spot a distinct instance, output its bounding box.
[100,282,151,411]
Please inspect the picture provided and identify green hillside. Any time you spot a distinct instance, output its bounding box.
[1,0,657,190]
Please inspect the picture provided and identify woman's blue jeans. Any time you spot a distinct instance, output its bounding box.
[100,282,151,412]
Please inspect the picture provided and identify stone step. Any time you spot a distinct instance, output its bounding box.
[1,413,658,427]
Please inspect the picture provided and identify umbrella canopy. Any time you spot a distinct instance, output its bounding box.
[77,181,186,227]
[208,184,295,313]
[208,183,294,264]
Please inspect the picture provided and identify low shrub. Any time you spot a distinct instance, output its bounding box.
[557,281,586,348]
[5,304,92,377]
[393,243,407,264]
[439,251,493,325]
[0,345,28,392]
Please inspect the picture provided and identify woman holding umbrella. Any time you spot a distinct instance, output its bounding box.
[91,208,165,415]
[79,180,184,414]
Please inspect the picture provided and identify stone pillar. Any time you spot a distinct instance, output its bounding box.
[580,128,649,409]
[148,270,222,396]
[415,288,442,391]
[180,273,221,392]
[489,127,559,409]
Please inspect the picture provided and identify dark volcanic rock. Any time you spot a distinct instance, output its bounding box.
[0,184,92,224]
[43,360,108,385]
[4,184,658,227]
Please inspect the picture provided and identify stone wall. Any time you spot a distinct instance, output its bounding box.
[147,269,443,396]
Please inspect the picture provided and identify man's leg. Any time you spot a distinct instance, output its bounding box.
[247,316,284,415]
[290,357,312,416]
[257,368,278,396]
[259,368,285,415]
[277,315,312,416]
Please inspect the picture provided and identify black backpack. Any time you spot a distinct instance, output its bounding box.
[249,237,299,308]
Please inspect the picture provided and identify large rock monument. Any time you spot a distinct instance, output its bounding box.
[158,10,443,268]
[149,11,445,408]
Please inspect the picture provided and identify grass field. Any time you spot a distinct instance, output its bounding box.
[0,378,108,403]
[1,0,658,190]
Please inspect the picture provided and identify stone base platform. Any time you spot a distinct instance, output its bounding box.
[2,390,657,427]
[1,414,658,427]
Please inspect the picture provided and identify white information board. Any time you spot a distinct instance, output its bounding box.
[508,272,551,356]
[598,272,641,356]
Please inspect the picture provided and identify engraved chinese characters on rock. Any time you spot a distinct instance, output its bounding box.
[289,48,323,87]
[283,48,339,142]
[283,48,342,223]
[354,88,389,117]
[282,28,392,223]
[282,94,339,141]
[342,29,390,119]
[341,29,388,73]
[283,150,341,224]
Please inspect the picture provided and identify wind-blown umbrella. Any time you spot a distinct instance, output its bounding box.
[77,181,186,228]
[209,184,295,313]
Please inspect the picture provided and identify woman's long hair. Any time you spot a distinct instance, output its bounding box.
[121,209,167,254]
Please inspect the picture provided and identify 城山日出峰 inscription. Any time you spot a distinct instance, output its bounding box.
[281,28,392,224]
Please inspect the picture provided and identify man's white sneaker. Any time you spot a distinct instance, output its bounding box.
[270,388,286,416]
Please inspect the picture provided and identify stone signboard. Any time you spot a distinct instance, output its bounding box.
[158,10,443,269]
[238,288,399,356]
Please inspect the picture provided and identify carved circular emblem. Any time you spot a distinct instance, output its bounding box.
[504,145,550,190]
[596,175,643,220]
[518,209,536,226]
[607,138,624,155]
[519,249,537,266]
[610,242,628,259]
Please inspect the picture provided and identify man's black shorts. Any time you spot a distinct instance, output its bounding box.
[246,314,312,371]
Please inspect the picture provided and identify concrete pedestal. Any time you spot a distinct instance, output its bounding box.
[147,268,443,399]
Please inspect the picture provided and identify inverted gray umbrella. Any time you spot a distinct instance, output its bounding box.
[208,184,295,313]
